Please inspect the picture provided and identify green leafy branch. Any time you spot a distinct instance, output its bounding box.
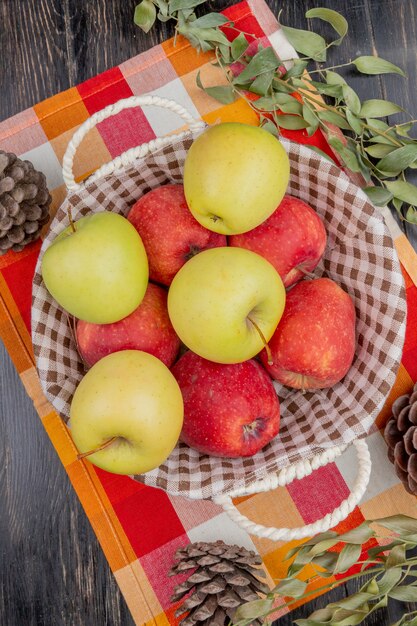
[231,514,417,626]
[134,0,417,224]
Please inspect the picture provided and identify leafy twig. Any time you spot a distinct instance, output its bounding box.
[134,0,417,224]
[230,514,417,626]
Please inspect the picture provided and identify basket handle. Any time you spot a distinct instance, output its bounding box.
[62,95,206,192]
[213,439,371,541]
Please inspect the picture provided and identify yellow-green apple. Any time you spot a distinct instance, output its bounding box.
[41,211,148,323]
[127,184,226,285]
[183,122,290,235]
[76,283,180,368]
[261,278,356,390]
[229,195,327,288]
[172,351,280,457]
[70,350,183,475]
[167,247,286,364]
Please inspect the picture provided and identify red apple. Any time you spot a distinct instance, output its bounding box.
[127,184,226,286]
[229,194,327,287]
[172,351,280,457]
[76,283,180,368]
[260,277,356,390]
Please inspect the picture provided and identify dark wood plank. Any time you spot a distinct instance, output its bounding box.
[1,1,416,625]
[0,341,135,626]
[0,0,69,116]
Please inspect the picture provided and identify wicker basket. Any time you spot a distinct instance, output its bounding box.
[31,96,407,541]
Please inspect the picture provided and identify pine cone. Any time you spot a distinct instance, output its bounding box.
[169,540,269,626]
[0,150,51,254]
[384,382,417,495]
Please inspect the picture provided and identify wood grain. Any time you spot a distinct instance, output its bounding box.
[0,1,416,625]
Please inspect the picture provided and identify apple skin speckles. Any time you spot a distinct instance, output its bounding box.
[260,277,356,390]
[172,351,280,458]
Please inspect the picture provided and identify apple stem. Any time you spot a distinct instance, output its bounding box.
[247,316,273,365]
[77,437,118,461]
[297,265,316,280]
[67,206,76,233]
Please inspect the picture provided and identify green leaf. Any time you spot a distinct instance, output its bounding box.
[377,567,403,594]
[306,80,343,97]
[231,32,249,60]
[352,55,406,77]
[377,145,417,173]
[326,70,347,85]
[233,597,274,620]
[305,8,348,46]
[395,122,414,137]
[294,617,332,626]
[217,43,231,64]
[191,12,229,27]
[170,0,207,10]
[389,585,417,602]
[283,59,309,79]
[309,537,341,556]
[260,119,279,137]
[385,180,417,205]
[194,26,229,46]
[273,577,308,597]
[364,144,396,158]
[334,543,362,574]
[363,186,394,206]
[330,591,373,611]
[342,84,361,115]
[275,115,310,130]
[355,149,373,182]
[311,550,340,572]
[393,197,404,213]
[303,104,320,135]
[386,543,407,568]
[250,70,275,96]
[287,545,316,575]
[279,99,303,115]
[406,206,417,223]
[327,136,362,172]
[134,0,157,33]
[338,524,374,545]
[346,110,363,135]
[196,71,235,104]
[304,607,335,622]
[366,118,390,131]
[255,93,293,111]
[359,99,404,118]
[317,109,353,131]
[374,515,417,535]
[281,25,327,62]
[153,0,168,16]
[237,47,280,83]
[332,610,370,626]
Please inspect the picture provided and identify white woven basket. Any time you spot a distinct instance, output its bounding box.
[31,96,407,541]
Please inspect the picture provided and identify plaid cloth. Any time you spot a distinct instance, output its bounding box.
[1,1,416,623]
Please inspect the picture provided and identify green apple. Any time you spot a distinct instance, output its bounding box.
[167,247,286,364]
[41,211,148,323]
[70,350,184,475]
[183,122,290,235]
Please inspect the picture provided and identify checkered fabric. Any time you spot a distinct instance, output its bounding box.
[1,1,416,624]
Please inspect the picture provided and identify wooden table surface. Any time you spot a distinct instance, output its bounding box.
[1,1,416,625]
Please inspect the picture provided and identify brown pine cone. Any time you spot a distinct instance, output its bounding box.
[384,382,417,495]
[169,540,269,626]
[0,150,51,254]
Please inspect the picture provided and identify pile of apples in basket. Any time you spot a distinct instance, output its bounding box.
[41,122,356,476]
